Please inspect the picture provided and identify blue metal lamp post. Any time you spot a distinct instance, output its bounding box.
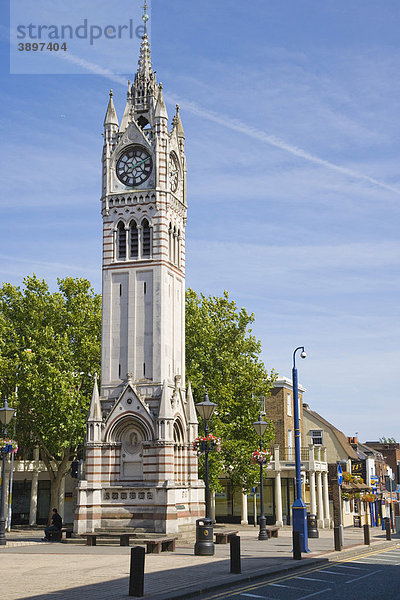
[292,347,309,553]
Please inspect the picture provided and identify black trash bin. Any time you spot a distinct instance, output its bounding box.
[307,513,319,538]
[194,518,214,556]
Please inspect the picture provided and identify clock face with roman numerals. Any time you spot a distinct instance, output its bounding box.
[116,146,153,187]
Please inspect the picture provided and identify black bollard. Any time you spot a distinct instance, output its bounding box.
[363,523,370,545]
[129,546,145,597]
[230,535,241,574]
[293,530,301,560]
[385,517,392,541]
[334,526,342,551]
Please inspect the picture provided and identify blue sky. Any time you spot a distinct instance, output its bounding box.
[1,1,400,441]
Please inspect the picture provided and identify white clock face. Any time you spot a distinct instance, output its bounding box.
[116,146,152,187]
[169,153,179,192]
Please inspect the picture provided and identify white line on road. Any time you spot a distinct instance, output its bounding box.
[335,564,366,570]
[296,589,332,600]
[296,576,334,582]
[240,594,267,599]
[268,583,305,590]
[318,570,344,575]
[345,569,382,584]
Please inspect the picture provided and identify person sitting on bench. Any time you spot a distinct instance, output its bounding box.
[42,508,62,541]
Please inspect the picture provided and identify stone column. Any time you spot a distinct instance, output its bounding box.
[29,471,39,525]
[29,447,40,526]
[309,470,317,516]
[210,491,216,522]
[316,471,324,527]
[323,471,330,527]
[275,472,283,526]
[241,491,248,525]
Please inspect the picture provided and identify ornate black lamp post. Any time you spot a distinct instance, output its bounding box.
[195,391,217,519]
[0,398,16,546]
[252,413,268,540]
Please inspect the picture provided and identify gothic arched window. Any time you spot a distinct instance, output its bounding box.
[173,226,177,264]
[173,420,185,484]
[142,219,151,257]
[117,221,126,260]
[130,220,138,259]
[177,229,181,267]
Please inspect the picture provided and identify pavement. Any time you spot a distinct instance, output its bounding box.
[1,524,399,600]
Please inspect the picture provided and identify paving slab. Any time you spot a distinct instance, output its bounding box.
[1,525,399,600]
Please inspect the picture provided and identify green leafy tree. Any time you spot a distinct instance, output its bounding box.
[186,288,276,492]
[0,275,101,512]
[379,437,397,444]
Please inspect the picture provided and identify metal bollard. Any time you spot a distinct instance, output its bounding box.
[293,530,301,560]
[385,517,392,541]
[129,546,145,597]
[230,535,241,574]
[334,526,342,551]
[363,523,370,545]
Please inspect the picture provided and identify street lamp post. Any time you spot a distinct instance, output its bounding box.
[195,391,217,519]
[0,398,16,546]
[292,346,309,553]
[252,413,268,540]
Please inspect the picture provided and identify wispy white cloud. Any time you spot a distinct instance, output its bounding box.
[50,50,400,198]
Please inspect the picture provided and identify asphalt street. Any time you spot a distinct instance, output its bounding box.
[199,547,400,600]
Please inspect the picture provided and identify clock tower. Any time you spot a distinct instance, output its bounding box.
[74,30,203,535]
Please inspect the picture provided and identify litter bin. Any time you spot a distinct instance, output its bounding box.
[194,518,214,556]
[307,513,319,538]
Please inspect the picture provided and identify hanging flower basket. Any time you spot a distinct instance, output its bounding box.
[0,438,18,454]
[251,449,271,465]
[361,493,377,503]
[193,434,221,453]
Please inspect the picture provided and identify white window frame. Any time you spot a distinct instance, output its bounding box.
[286,393,292,416]
[311,430,323,445]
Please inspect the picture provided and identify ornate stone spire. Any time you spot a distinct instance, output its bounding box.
[172,104,185,138]
[137,34,154,81]
[88,374,102,421]
[132,33,156,110]
[103,90,119,127]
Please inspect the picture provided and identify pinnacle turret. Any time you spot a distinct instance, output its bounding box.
[103,90,119,127]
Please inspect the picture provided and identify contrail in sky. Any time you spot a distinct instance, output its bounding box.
[60,51,400,197]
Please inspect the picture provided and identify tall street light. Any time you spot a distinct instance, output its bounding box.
[252,413,268,540]
[195,391,217,519]
[292,347,309,553]
[0,398,16,546]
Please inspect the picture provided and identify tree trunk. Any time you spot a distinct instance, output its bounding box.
[43,449,71,523]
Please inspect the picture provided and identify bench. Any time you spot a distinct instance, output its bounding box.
[266,526,279,538]
[45,527,73,542]
[62,528,73,539]
[214,530,239,544]
[82,533,176,552]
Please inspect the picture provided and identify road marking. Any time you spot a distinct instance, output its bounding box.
[240,594,267,599]
[334,564,366,570]
[317,570,343,575]
[345,568,382,584]
[269,583,305,589]
[296,576,333,582]
[296,590,332,600]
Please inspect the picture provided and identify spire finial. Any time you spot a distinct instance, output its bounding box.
[142,1,149,34]
[109,90,113,98]
[176,104,180,113]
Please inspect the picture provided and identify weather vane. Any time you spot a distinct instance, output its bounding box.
[142,0,149,34]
